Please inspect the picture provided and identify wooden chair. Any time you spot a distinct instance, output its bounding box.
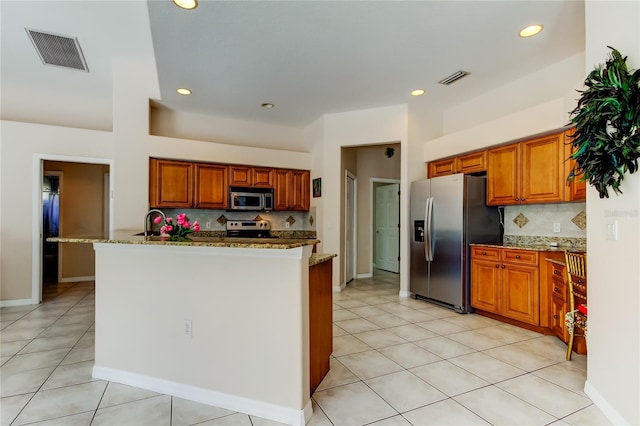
[565,252,587,360]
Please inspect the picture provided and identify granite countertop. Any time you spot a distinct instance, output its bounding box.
[309,253,336,266]
[470,242,574,252]
[49,230,319,250]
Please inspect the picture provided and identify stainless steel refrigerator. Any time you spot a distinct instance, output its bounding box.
[410,174,502,313]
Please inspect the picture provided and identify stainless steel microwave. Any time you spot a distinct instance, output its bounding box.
[229,187,274,211]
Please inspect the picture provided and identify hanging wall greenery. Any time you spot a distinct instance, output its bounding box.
[568,46,640,198]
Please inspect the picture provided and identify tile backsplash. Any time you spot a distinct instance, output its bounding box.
[503,202,586,238]
[157,208,316,232]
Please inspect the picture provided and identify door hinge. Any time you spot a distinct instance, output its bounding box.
[397,256,401,261]
[397,223,400,228]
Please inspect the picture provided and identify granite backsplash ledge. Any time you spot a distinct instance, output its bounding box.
[503,235,586,250]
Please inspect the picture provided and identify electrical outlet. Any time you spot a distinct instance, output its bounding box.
[184,320,193,338]
[205,222,211,229]
[553,223,561,233]
[606,221,618,241]
[285,222,290,228]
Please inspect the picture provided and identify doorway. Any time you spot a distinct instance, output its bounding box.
[33,156,112,304]
[345,171,357,284]
[373,180,400,273]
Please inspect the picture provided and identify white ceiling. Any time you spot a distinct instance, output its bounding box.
[1,0,585,131]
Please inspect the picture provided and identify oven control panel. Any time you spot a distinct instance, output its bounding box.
[226,220,271,231]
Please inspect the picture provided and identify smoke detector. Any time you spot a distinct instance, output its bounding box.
[26,28,89,72]
[438,70,470,85]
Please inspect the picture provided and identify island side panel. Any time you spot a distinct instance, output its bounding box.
[93,243,311,422]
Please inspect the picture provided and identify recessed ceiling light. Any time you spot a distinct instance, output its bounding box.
[173,0,198,10]
[519,24,544,38]
[261,103,275,109]
[411,89,425,96]
[176,88,192,95]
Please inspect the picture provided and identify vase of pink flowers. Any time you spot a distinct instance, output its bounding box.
[153,213,200,242]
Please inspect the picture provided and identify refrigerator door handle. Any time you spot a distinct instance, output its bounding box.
[424,197,434,261]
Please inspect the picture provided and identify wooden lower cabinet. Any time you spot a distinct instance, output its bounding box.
[309,259,333,395]
[545,258,586,354]
[471,247,539,326]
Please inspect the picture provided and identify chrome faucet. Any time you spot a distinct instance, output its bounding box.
[144,209,166,237]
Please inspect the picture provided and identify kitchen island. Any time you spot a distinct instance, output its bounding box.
[51,232,326,426]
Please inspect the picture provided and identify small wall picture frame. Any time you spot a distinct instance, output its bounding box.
[313,178,322,198]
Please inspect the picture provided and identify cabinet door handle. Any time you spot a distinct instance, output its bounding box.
[521,198,526,201]
[553,315,559,319]
[501,265,506,269]
[495,264,500,268]
[514,197,520,201]
[554,287,560,292]
[553,270,560,275]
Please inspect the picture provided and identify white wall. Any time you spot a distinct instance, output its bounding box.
[582,2,640,424]
[0,122,113,302]
[151,107,309,153]
[320,105,409,293]
[0,59,312,304]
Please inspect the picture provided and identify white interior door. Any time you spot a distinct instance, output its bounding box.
[375,183,400,273]
[345,172,356,283]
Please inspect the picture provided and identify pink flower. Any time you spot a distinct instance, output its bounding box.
[177,213,187,221]
[166,217,173,223]
[164,225,173,232]
[153,216,163,224]
[193,221,200,232]
[183,221,191,229]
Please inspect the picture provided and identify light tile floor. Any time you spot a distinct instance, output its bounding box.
[0,272,611,425]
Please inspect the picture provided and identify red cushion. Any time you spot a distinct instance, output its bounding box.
[578,304,588,315]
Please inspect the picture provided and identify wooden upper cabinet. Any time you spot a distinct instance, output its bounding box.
[274,169,310,211]
[290,170,310,211]
[229,165,274,187]
[228,166,252,186]
[455,151,487,174]
[195,164,228,209]
[487,131,567,206]
[252,167,275,188]
[428,158,456,178]
[487,144,520,205]
[563,128,586,201]
[521,133,565,204]
[149,159,194,208]
[428,151,487,178]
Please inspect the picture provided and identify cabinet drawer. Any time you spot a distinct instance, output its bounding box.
[471,246,500,260]
[502,249,538,265]
[551,276,566,300]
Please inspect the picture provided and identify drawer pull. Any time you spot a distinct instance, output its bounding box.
[515,255,521,259]
[482,251,487,255]
[553,270,560,275]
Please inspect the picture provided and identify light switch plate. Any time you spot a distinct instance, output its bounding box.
[606,221,618,240]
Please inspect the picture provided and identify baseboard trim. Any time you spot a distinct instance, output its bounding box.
[93,365,312,426]
[584,380,631,425]
[60,276,95,283]
[398,290,412,298]
[0,298,39,308]
[356,273,372,279]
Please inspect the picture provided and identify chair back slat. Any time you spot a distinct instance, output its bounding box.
[564,252,587,312]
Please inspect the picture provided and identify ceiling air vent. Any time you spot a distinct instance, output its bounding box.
[438,70,470,85]
[26,28,89,72]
